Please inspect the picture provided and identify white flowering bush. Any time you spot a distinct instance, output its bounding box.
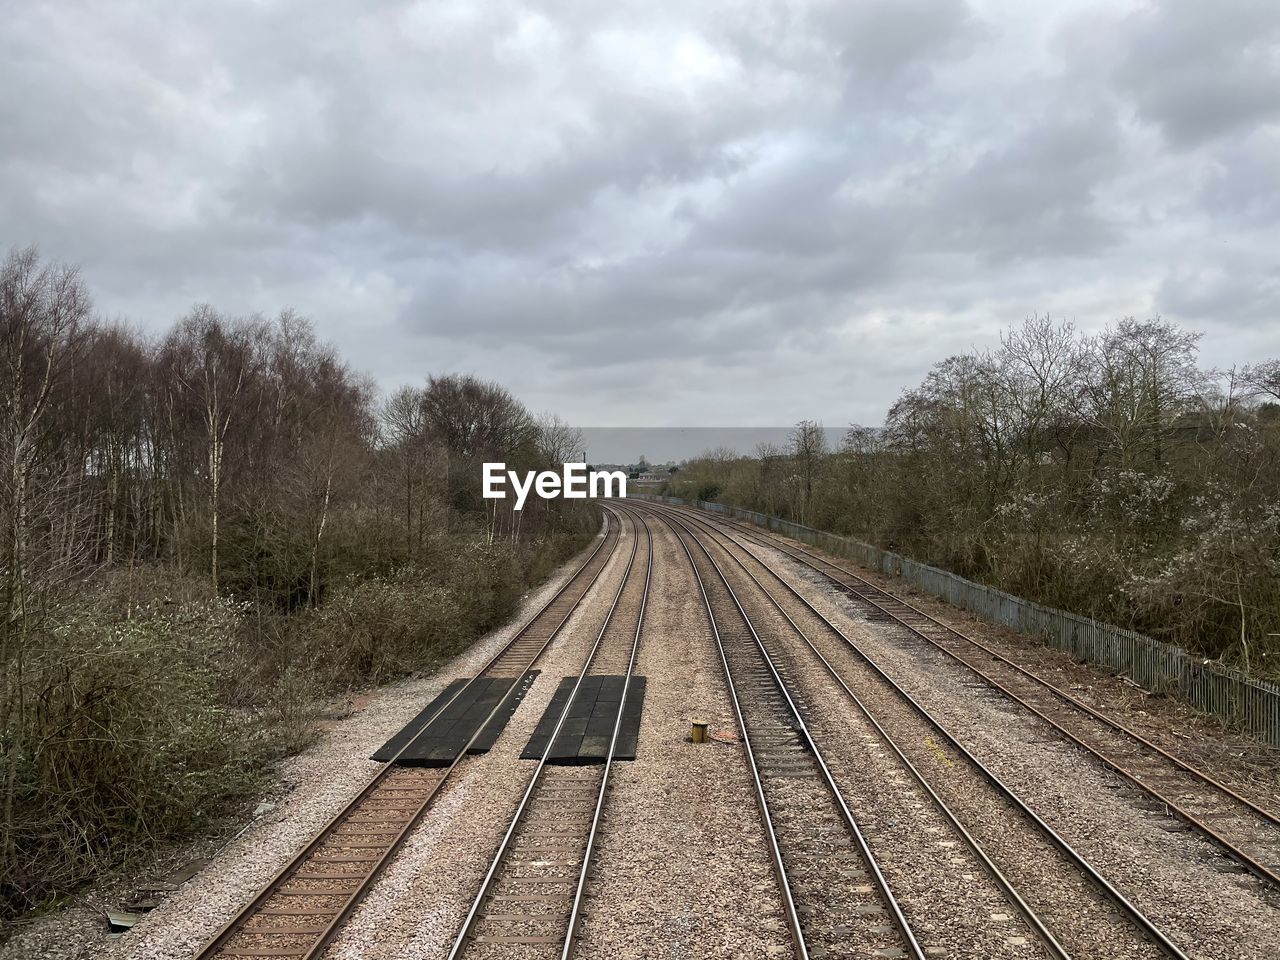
[1122,494,1280,674]
[665,319,1280,678]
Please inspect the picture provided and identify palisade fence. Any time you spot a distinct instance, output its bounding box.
[642,494,1280,747]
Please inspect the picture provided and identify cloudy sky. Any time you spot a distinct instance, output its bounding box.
[3,0,1278,430]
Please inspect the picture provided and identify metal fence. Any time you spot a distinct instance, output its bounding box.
[643,495,1280,747]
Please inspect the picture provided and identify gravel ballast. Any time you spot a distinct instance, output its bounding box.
[683,512,1170,959]
[6,524,615,960]
[16,503,1279,960]
[716,519,1280,960]
[573,512,791,959]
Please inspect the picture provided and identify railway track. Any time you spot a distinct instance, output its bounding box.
[668,502,1280,892]
[656,506,926,960]
[185,495,1273,959]
[448,503,653,960]
[646,501,1190,960]
[192,513,623,960]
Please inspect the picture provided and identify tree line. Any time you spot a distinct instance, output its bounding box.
[667,316,1280,679]
[0,246,594,921]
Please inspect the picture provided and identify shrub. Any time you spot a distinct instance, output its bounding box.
[0,519,593,926]
[302,569,466,683]
[1,593,263,918]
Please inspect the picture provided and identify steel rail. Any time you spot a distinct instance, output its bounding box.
[194,511,621,960]
[654,506,925,960]
[648,501,1193,960]
[643,502,1073,959]
[666,503,1280,890]
[447,504,652,960]
[655,510,807,960]
[706,506,1280,827]
[561,502,652,959]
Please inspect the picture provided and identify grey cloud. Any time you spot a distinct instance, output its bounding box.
[1198,133,1280,227]
[1109,0,1280,147]
[815,0,984,100]
[930,109,1124,260]
[2,1,1278,431]
[1158,259,1280,328]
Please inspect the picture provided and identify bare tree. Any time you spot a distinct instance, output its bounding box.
[1243,359,1280,404]
[421,373,537,460]
[383,386,430,558]
[0,247,92,864]
[160,308,263,589]
[537,413,583,464]
[1080,318,1205,472]
[789,420,827,523]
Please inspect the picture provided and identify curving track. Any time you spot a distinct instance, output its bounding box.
[640,500,1191,960]
[653,505,927,960]
[670,503,1280,890]
[448,503,653,960]
[192,514,622,960]
[151,495,1278,960]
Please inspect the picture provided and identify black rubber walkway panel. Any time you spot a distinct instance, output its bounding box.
[613,676,646,761]
[471,670,540,753]
[370,679,468,762]
[521,675,647,764]
[372,671,538,767]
